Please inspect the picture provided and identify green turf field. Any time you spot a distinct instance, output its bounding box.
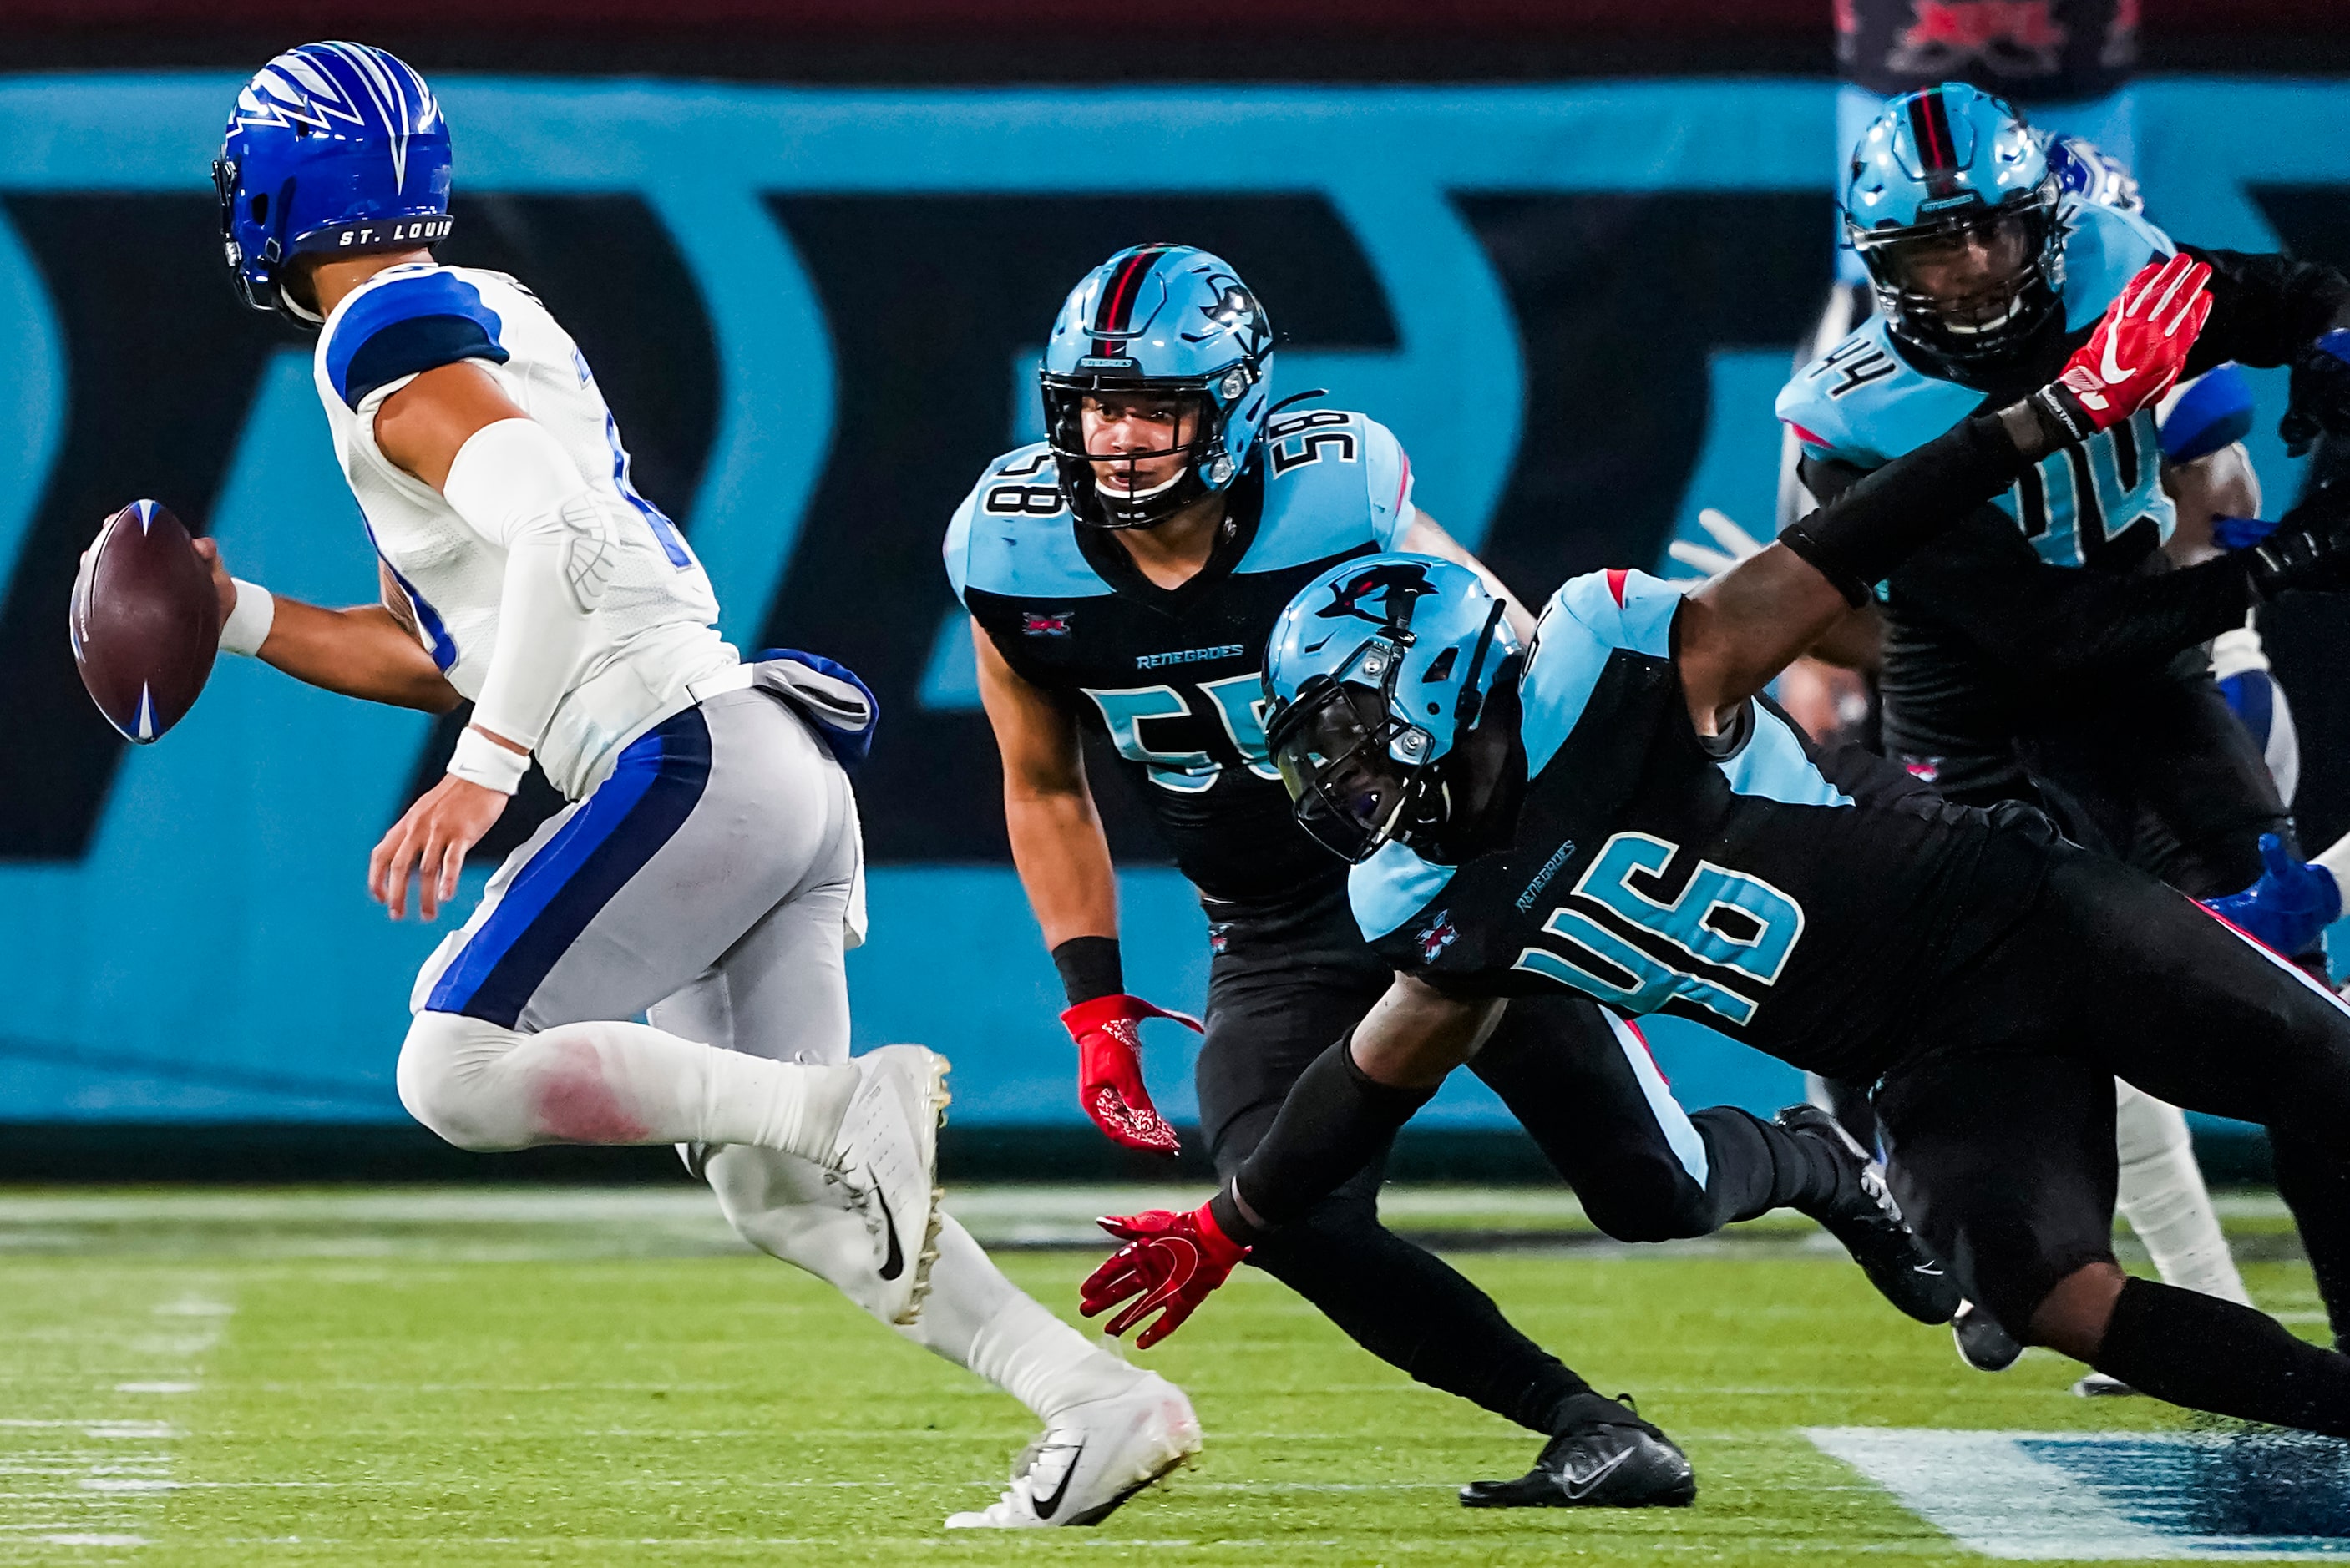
[0,1186,2325,1565]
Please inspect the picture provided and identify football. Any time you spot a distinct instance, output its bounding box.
[68,498,222,744]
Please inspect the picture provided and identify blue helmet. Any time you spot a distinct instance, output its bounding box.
[1262,554,1522,863]
[1842,83,2064,367]
[2042,133,2143,218]
[1040,245,1275,529]
[213,42,454,323]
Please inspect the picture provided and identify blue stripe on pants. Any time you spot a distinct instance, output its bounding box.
[426,706,714,1028]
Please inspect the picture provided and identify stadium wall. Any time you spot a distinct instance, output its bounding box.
[0,72,2344,1172]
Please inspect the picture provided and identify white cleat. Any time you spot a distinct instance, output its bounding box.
[2073,1371,2140,1397]
[945,1372,1201,1529]
[828,1044,949,1327]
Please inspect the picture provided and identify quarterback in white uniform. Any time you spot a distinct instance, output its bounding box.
[190,40,1197,1529]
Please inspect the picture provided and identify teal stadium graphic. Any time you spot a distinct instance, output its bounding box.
[2,75,2347,1124]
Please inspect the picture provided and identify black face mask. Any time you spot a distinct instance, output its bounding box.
[1269,679,1432,863]
[1267,654,1526,867]
[1851,185,2064,374]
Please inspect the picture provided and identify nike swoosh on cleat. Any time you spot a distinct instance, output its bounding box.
[1028,1440,1086,1520]
[872,1168,905,1282]
[1557,1446,1635,1500]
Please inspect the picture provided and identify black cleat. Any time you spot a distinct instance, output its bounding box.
[1952,1299,2024,1373]
[1461,1393,1695,1509]
[1776,1104,1963,1325]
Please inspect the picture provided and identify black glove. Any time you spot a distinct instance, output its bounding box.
[2280,329,2350,458]
[2247,469,2350,598]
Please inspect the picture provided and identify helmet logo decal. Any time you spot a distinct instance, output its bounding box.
[236,43,443,198]
[1310,563,1436,637]
[1185,276,1269,356]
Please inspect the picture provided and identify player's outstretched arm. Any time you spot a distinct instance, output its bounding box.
[192,540,458,713]
[1082,974,1502,1346]
[1679,254,2213,735]
[973,620,1191,1155]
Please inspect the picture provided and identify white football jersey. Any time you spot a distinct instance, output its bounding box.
[311,262,736,799]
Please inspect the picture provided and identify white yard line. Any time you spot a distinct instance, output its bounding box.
[1806,1428,2350,1561]
[0,1288,231,1555]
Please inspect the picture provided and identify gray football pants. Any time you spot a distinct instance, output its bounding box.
[402,689,917,1313]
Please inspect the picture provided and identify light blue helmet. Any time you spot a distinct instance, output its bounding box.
[214,42,454,323]
[1262,554,1522,863]
[1842,83,2064,367]
[1040,244,1275,529]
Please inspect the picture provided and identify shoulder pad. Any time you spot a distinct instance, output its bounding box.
[322,266,511,412]
[1349,838,1458,944]
[1246,410,1412,572]
[1779,316,1981,468]
[2160,362,2257,464]
[2059,198,2175,332]
[1518,569,1680,774]
[945,444,1102,605]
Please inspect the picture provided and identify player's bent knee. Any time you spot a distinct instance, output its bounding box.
[1579,1178,1709,1244]
[396,1010,534,1153]
[2021,1260,2130,1361]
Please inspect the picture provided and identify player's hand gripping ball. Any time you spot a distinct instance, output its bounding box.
[2033,253,2215,443]
[68,499,224,743]
[1080,1203,1249,1348]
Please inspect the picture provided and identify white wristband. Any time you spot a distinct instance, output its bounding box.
[447,726,530,795]
[219,578,276,657]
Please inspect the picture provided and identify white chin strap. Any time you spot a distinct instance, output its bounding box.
[279,282,323,326]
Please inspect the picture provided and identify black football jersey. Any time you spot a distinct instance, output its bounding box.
[1350,569,2057,1080]
[947,409,1415,907]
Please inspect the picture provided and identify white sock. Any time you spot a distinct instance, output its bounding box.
[696,1143,1141,1422]
[398,1011,858,1163]
[2114,1079,2251,1306]
[908,1216,1143,1424]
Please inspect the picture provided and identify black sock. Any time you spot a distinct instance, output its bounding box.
[1247,1205,1592,1436]
[1217,1038,1436,1238]
[2096,1277,2350,1438]
[1690,1108,1844,1223]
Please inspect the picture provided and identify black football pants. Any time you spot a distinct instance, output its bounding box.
[1818,670,2305,1148]
[1195,886,1790,1434]
[1873,842,2350,1342]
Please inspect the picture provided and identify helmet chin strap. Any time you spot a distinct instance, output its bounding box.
[279,281,324,326]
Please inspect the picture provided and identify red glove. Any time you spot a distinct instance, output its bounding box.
[2034,252,2214,441]
[1079,1204,1250,1348]
[1061,994,1202,1156]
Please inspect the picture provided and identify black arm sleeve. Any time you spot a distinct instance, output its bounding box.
[1211,1035,1436,1240]
[2180,245,2350,375]
[1779,412,2031,604]
[1861,490,2259,682]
